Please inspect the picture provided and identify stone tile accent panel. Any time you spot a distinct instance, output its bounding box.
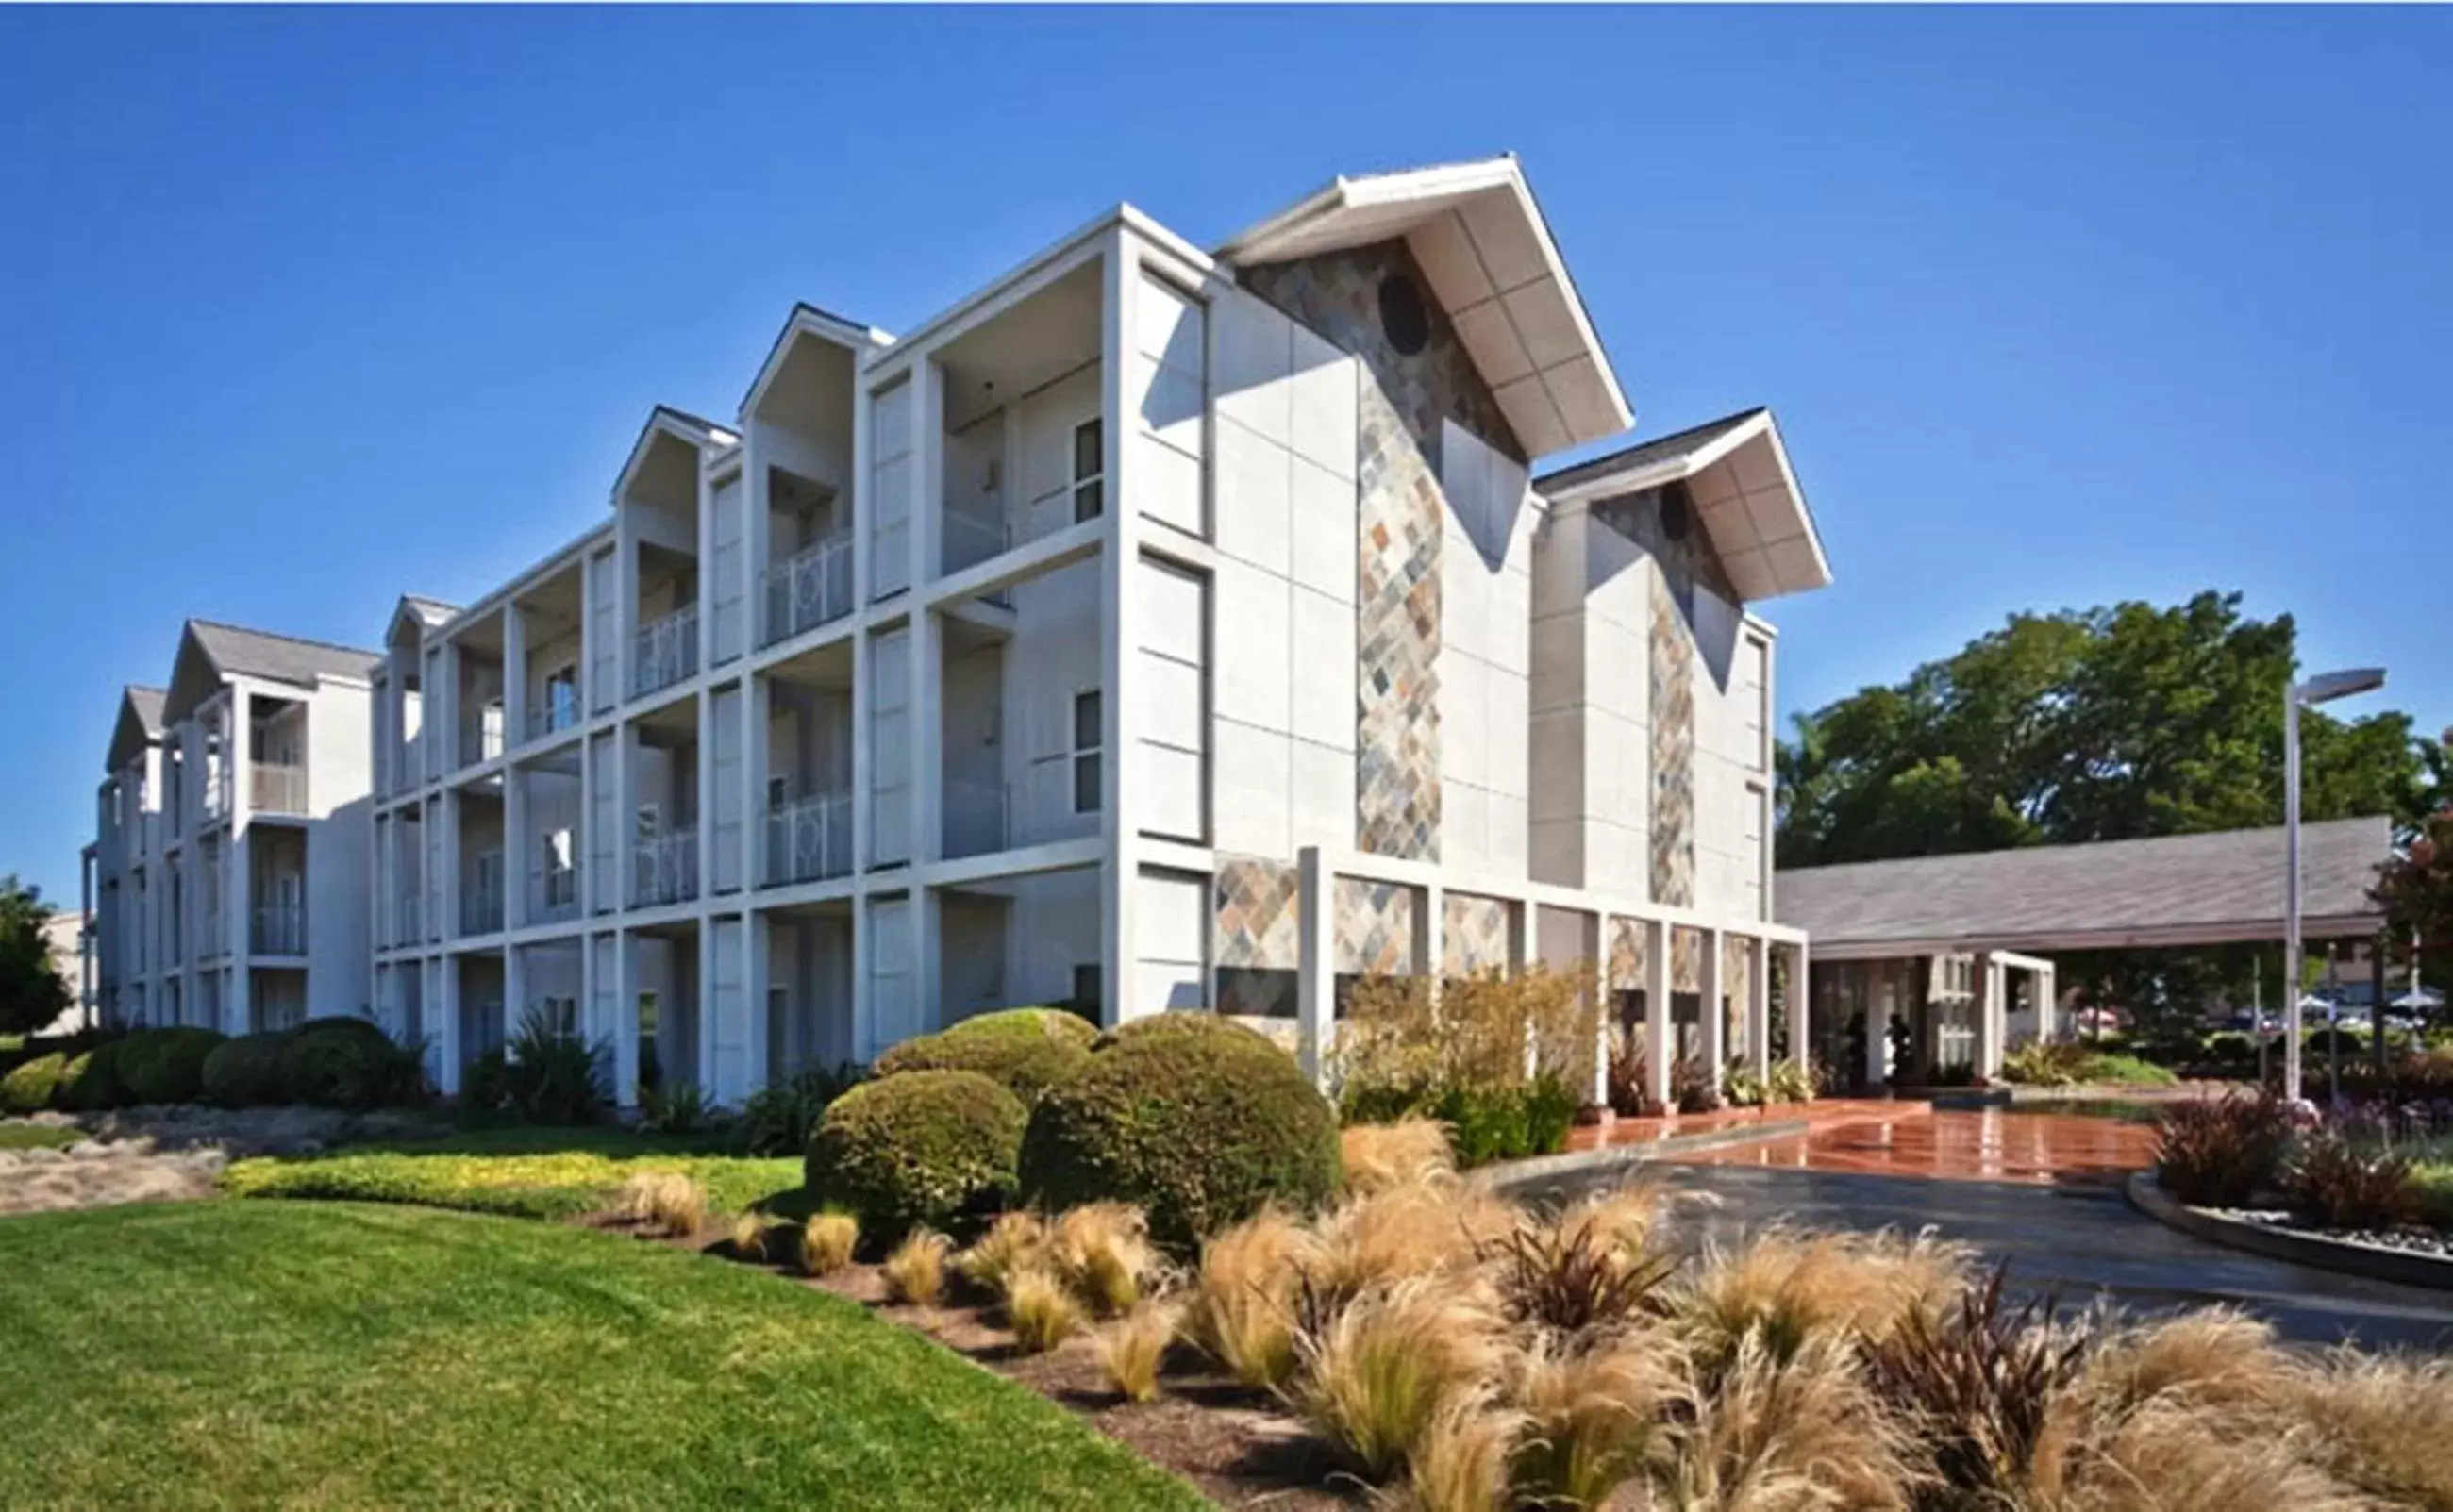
[1607,916,1649,992]
[1442,892,1510,978]
[1215,855,1301,1020]
[1671,924,1705,996]
[1723,932,1755,1059]
[1335,877,1418,978]
[1649,568,1697,908]
[1242,241,1524,864]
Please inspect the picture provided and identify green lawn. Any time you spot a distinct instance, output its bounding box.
[223,1124,806,1220]
[0,1202,1205,1509]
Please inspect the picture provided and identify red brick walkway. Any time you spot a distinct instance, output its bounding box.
[1667,1107,2160,1186]
[1567,1099,1927,1151]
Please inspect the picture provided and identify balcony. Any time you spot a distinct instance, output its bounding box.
[526,688,583,745]
[460,705,507,768]
[250,763,309,816]
[395,894,422,948]
[943,779,1010,861]
[764,791,854,887]
[532,867,580,926]
[200,912,226,961]
[763,534,855,647]
[632,605,700,700]
[460,870,505,937]
[634,831,699,908]
[251,904,306,956]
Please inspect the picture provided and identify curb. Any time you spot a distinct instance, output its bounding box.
[2124,1171,2453,1291]
[1480,1116,1814,1191]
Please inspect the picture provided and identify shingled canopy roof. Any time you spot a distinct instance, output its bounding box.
[1776,816,2393,958]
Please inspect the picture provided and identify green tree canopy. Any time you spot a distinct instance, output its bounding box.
[0,874,72,1038]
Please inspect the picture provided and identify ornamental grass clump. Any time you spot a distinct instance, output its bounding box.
[1488,1212,1678,1346]
[2285,1132,2420,1231]
[1669,1331,1917,1512]
[881,1228,950,1306]
[1672,1227,1968,1381]
[1093,1300,1182,1402]
[614,1171,705,1238]
[1006,1264,1086,1355]
[798,1210,859,1277]
[2154,1092,2293,1206]
[729,1213,772,1263]
[1310,1178,1521,1307]
[1506,1330,1684,1509]
[1049,1201,1162,1318]
[956,1209,1049,1301]
[1183,1205,1319,1390]
[2290,1349,2453,1509]
[1285,1274,1510,1484]
[1340,1116,1456,1196]
[1407,1387,1525,1512]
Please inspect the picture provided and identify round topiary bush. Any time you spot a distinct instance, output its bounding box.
[0,1052,67,1114]
[804,1069,1028,1238]
[58,1041,130,1111]
[200,1031,292,1107]
[1019,1013,1341,1250]
[873,1007,1096,1104]
[278,1018,416,1110]
[116,1027,228,1105]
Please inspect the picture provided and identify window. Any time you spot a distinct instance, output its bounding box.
[767,775,791,809]
[1071,419,1104,523]
[546,664,578,730]
[542,828,576,909]
[1071,689,1103,813]
[1071,963,1102,1019]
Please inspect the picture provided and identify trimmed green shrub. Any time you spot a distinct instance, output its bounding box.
[59,1042,129,1110]
[277,1018,421,1110]
[1020,1013,1340,1250]
[461,1048,510,1113]
[116,1027,228,1105]
[874,1007,1093,1105]
[0,1052,67,1114]
[201,1031,292,1107]
[806,1069,1027,1238]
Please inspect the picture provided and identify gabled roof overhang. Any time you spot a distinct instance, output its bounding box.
[105,686,164,773]
[1216,157,1632,457]
[739,302,893,422]
[610,405,738,506]
[1536,407,1833,602]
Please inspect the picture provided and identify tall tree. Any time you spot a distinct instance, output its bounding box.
[0,875,71,1038]
[2374,729,2453,971]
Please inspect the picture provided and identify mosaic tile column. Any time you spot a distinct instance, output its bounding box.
[1214,855,1300,1020]
[1441,893,1510,978]
[1648,567,1697,908]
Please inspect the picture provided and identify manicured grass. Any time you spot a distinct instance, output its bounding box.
[224,1125,805,1220]
[0,1202,1206,1509]
[0,1122,80,1151]
[2067,1051,2179,1087]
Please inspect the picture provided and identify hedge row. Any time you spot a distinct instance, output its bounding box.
[805,1009,1339,1250]
[0,1020,425,1116]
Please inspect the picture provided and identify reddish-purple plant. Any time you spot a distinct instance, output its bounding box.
[2155,1093,2292,1206]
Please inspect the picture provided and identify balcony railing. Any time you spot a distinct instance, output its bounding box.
[251,763,309,815]
[395,894,422,947]
[526,690,582,743]
[763,790,854,887]
[202,771,230,822]
[634,831,700,908]
[943,779,1010,860]
[531,868,580,926]
[251,904,306,956]
[632,605,700,700]
[460,705,506,768]
[200,912,226,961]
[762,533,856,647]
[941,508,1010,578]
[460,872,505,937]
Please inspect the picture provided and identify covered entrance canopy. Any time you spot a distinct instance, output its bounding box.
[1775,816,2393,1087]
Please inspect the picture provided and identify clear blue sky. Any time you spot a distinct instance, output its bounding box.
[4,7,2446,906]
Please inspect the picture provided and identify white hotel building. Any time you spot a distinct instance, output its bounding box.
[146,157,1831,1110]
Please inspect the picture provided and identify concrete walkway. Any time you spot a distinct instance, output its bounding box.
[1532,1160,2453,1351]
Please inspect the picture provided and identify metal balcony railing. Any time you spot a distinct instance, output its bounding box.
[526,689,582,742]
[395,894,422,947]
[943,779,1010,860]
[763,790,854,887]
[460,874,504,937]
[460,706,506,768]
[531,869,580,926]
[941,508,1010,578]
[633,831,700,907]
[763,533,855,647]
[250,763,309,815]
[252,904,306,956]
[200,912,225,961]
[632,605,700,699]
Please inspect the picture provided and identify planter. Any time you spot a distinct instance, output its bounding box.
[2125,1171,2453,1291]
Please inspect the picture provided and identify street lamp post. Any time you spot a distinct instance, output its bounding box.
[2284,665,2388,1105]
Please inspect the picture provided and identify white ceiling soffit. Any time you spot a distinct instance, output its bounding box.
[1217,158,1632,457]
[1544,410,1833,602]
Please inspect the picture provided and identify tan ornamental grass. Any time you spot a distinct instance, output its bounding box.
[881,1228,951,1307]
[2033,1398,2376,1512]
[1286,1274,1510,1484]
[1006,1264,1087,1355]
[2081,1307,2291,1420]
[2288,1348,2453,1510]
[1668,1330,1917,1512]
[1310,1178,1521,1305]
[956,1209,1048,1301]
[1183,1205,1321,1390]
[1049,1202,1162,1318]
[1672,1227,1969,1378]
[799,1210,859,1277]
[613,1171,706,1238]
[1092,1299,1183,1403]
[729,1212,772,1262]
[1507,1327,1686,1509]
[1407,1386,1527,1512]
[1340,1116,1456,1196]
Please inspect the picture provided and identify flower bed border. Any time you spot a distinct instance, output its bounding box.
[1480,1113,1813,1191]
[2124,1170,2453,1292]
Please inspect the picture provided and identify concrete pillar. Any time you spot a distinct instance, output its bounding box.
[747,673,771,889]
[1699,927,1727,1094]
[1790,940,1811,1086]
[1422,883,1446,990]
[747,910,771,1091]
[914,886,942,1037]
[1749,933,1773,1080]
[1970,950,1997,1079]
[504,599,528,749]
[695,686,715,902]
[1863,964,1891,1089]
[505,942,526,1041]
[225,692,252,1035]
[613,929,639,1109]
[1095,229,1145,1027]
[1296,846,1333,1087]
[504,764,528,930]
[438,953,461,1094]
[1644,918,1673,1111]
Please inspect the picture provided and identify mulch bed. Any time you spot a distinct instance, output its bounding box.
[584,1213,1357,1508]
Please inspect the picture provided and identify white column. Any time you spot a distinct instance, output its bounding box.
[1096,228,1145,1026]
[504,600,528,750]
[913,608,943,864]
[612,929,639,1109]
[1422,883,1446,988]
[695,687,715,905]
[1698,926,1727,1093]
[1644,919,1673,1111]
[914,886,943,1036]
[746,674,770,890]
[2041,962,2059,1042]
[849,890,872,1065]
[504,764,528,931]
[614,509,640,707]
[746,909,771,1090]
[696,919,719,1094]
[1864,964,1891,1088]
[1749,933,1773,1080]
[440,788,463,943]
[504,941,526,1040]
[850,629,871,875]
[1590,912,1613,1109]
[1791,939,1811,1083]
[437,953,462,1094]
[1971,950,1998,1079]
[225,692,253,1034]
[1296,846,1333,1086]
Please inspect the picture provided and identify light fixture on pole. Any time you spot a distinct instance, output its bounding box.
[2284,665,2387,1104]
